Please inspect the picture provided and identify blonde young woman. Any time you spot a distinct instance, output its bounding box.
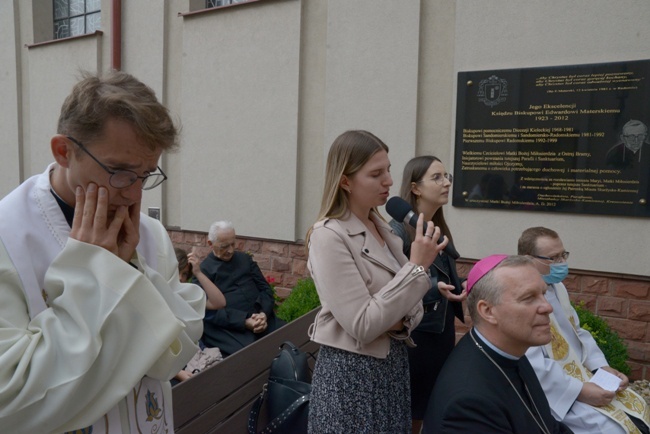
[389,156,467,433]
[306,131,447,433]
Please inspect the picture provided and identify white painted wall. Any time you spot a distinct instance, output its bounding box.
[323,0,421,210]
[179,1,301,240]
[0,1,21,197]
[26,38,100,176]
[121,0,167,221]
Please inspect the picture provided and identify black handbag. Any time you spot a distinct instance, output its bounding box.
[248,341,313,434]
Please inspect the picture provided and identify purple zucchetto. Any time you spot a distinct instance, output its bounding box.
[466,254,509,294]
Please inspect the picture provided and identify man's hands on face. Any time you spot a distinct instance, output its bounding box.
[70,183,140,263]
[245,312,268,333]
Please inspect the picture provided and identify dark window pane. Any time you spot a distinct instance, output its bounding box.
[207,0,241,6]
[70,0,85,16]
[70,16,84,36]
[53,0,102,39]
[87,0,101,13]
[53,0,69,20]
[54,19,70,39]
[86,12,101,33]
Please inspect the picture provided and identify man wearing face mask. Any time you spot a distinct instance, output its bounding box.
[519,227,650,434]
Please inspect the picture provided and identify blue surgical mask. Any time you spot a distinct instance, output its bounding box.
[542,263,569,284]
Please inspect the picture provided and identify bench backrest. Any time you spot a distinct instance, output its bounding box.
[173,308,320,434]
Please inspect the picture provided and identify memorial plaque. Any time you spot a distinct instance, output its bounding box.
[453,59,650,218]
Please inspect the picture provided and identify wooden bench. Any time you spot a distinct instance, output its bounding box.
[173,308,320,433]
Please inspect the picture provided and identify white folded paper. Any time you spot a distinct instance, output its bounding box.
[589,368,622,392]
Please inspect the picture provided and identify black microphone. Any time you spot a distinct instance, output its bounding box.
[385,196,460,259]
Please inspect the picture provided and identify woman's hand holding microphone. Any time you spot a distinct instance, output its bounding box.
[409,213,448,271]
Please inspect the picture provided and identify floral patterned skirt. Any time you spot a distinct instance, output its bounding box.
[308,339,411,434]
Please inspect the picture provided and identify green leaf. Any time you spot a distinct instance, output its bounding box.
[276,278,321,323]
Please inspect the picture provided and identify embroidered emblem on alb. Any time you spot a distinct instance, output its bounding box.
[145,389,162,422]
[550,324,569,360]
[563,360,586,381]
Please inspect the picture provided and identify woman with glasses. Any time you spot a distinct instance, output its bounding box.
[389,155,467,434]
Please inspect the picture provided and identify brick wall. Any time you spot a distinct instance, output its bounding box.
[169,228,650,380]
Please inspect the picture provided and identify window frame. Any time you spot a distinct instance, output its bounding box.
[52,0,101,40]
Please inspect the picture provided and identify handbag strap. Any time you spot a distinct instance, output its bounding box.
[247,384,310,434]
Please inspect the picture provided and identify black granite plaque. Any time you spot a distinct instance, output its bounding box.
[453,59,650,218]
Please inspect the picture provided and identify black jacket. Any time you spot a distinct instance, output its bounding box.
[196,251,281,356]
[423,330,573,434]
[389,220,464,332]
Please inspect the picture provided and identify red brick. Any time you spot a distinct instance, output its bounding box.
[283,274,301,289]
[235,239,246,251]
[200,245,212,254]
[629,302,650,322]
[292,259,308,277]
[456,262,473,279]
[596,297,627,318]
[274,286,291,300]
[571,294,597,311]
[272,256,292,272]
[244,240,262,253]
[184,232,205,244]
[192,246,211,262]
[170,231,184,243]
[289,244,307,259]
[262,242,289,256]
[581,276,609,295]
[563,274,580,292]
[253,254,271,272]
[606,317,647,340]
[613,280,650,300]
[627,341,650,362]
[628,361,645,381]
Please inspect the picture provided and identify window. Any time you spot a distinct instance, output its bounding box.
[53,0,101,39]
[206,0,249,8]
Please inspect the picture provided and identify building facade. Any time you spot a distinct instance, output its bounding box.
[2,0,649,376]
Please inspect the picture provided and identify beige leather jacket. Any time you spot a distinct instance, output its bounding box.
[307,211,429,359]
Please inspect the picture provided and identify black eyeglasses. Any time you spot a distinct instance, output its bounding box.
[533,251,570,263]
[67,136,167,190]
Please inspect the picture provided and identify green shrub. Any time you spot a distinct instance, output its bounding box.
[572,302,631,375]
[277,278,321,323]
